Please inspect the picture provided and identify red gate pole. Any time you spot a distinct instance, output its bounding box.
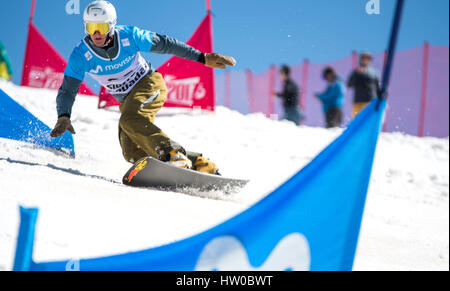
[351,51,358,69]
[30,0,36,22]
[418,42,430,137]
[21,0,37,86]
[300,59,310,112]
[206,0,215,110]
[268,65,276,117]
[246,69,254,113]
[382,50,389,132]
[225,70,231,108]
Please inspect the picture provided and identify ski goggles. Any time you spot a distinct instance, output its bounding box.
[85,22,111,35]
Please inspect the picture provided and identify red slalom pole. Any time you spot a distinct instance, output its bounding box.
[225,71,231,108]
[206,0,212,13]
[300,59,310,111]
[418,42,430,137]
[351,51,358,69]
[30,0,36,22]
[268,66,276,117]
[382,50,389,132]
[246,70,254,113]
[22,0,37,86]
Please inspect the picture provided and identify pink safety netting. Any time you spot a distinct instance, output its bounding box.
[424,45,449,137]
[377,47,423,135]
[219,45,449,138]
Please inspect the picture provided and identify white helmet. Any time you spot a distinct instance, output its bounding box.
[83,1,117,36]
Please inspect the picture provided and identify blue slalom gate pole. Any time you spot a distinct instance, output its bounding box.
[13,207,39,271]
[379,0,406,101]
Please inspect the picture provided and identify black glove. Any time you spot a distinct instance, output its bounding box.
[204,53,236,69]
[50,116,76,137]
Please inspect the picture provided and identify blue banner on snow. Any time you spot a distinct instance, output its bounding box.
[0,88,75,156]
[13,99,386,271]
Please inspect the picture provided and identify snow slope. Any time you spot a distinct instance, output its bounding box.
[0,80,448,271]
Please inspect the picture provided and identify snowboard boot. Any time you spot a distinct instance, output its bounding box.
[194,156,220,175]
[167,149,192,169]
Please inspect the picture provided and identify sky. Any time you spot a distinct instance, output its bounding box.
[0,0,448,86]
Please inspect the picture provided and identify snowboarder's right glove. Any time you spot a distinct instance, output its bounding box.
[50,116,76,137]
[204,53,236,69]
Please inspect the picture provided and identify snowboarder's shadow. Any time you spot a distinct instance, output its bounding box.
[0,157,121,185]
[156,111,197,118]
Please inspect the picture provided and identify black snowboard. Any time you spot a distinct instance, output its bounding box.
[123,157,249,193]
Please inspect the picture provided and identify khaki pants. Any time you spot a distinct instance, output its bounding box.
[352,102,370,118]
[119,72,184,163]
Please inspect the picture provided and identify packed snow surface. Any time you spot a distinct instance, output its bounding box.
[0,80,448,271]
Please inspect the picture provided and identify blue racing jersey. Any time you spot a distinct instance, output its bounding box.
[56,25,203,117]
[65,25,153,95]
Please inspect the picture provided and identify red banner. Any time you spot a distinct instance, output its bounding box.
[99,14,215,110]
[98,86,120,108]
[21,22,96,96]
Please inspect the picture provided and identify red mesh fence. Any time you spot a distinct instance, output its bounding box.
[377,47,423,135]
[219,44,449,138]
[424,45,449,137]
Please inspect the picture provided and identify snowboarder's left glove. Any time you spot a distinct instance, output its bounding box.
[204,53,236,69]
[50,116,76,137]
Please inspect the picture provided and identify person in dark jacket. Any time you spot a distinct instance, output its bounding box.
[273,65,305,125]
[347,52,381,117]
[315,67,345,128]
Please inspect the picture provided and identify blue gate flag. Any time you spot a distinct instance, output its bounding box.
[14,99,386,271]
[13,207,38,271]
[0,88,75,156]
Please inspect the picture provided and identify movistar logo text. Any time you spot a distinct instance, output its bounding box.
[105,55,135,71]
[89,65,103,74]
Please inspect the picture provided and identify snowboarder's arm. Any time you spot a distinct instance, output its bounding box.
[127,26,200,62]
[55,48,88,118]
[150,33,236,68]
[150,32,203,62]
[51,76,81,138]
[51,49,87,138]
[131,26,235,69]
[56,75,82,118]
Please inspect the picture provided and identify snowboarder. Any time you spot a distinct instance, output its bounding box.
[50,0,236,175]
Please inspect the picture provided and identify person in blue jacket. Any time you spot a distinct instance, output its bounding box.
[315,67,345,128]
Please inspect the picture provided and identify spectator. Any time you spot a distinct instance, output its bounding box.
[347,52,381,117]
[315,67,345,128]
[273,65,305,125]
[0,41,13,81]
